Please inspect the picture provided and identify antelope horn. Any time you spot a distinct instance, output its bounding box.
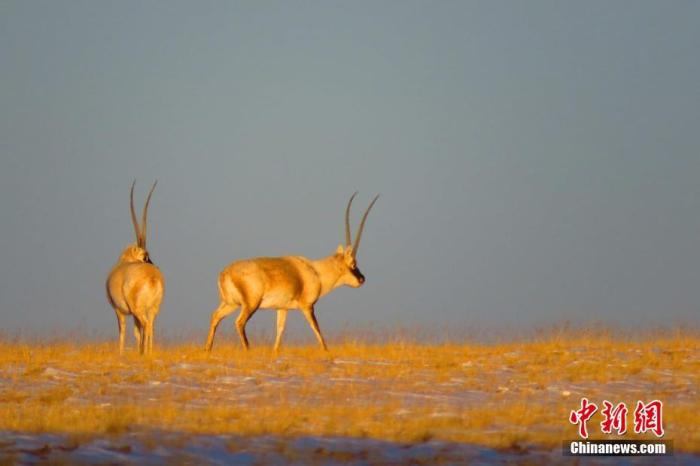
[130,180,142,246]
[352,195,379,256]
[140,180,158,248]
[345,191,358,247]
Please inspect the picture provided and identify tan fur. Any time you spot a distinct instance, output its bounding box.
[205,194,378,352]
[106,182,164,355]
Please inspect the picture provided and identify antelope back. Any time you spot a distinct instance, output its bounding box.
[107,261,164,313]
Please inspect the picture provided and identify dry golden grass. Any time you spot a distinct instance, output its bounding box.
[0,329,698,452]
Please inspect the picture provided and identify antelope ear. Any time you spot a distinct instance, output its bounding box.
[336,244,345,255]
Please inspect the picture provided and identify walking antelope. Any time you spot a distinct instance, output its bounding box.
[106,181,164,355]
[204,193,379,352]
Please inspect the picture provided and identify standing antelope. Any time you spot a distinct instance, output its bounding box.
[106,181,164,355]
[204,193,379,352]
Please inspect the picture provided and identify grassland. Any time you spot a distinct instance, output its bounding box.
[0,328,698,455]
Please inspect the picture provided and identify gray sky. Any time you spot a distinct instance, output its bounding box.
[1,1,699,340]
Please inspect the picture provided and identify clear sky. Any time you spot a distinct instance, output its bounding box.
[1,1,699,340]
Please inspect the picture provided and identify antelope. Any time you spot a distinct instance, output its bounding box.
[106,181,165,355]
[204,193,379,353]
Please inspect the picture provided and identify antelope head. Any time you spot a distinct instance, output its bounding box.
[333,192,379,288]
[119,180,158,265]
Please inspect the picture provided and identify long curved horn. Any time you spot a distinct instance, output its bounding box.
[352,195,379,256]
[140,180,157,248]
[345,191,358,246]
[130,180,142,246]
